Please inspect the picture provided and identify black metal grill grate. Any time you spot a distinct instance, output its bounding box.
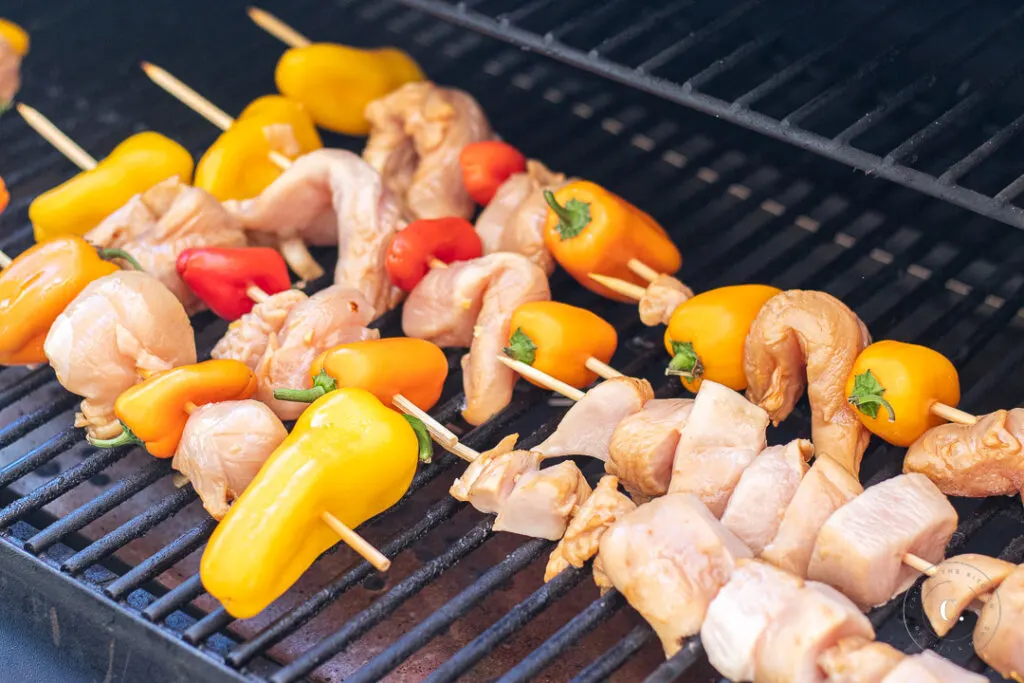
[0,0,1023,681]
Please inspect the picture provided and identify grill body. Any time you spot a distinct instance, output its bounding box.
[0,0,1022,681]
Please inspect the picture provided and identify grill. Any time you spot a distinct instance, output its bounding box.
[1,0,1023,681]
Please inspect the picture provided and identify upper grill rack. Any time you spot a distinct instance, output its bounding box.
[397,0,1024,232]
[1,0,1023,681]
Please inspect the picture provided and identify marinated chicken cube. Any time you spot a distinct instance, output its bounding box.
[638,274,694,326]
[880,651,987,683]
[744,290,871,476]
[44,271,196,440]
[493,461,592,540]
[211,289,308,370]
[449,433,518,504]
[921,553,1016,637]
[975,562,1024,680]
[808,473,957,609]
[817,637,904,683]
[449,435,544,515]
[668,380,769,516]
[607,398,693,498]
[363,81,493,220]
[545,475,636,582]
[599,493,753,656]
[534,377,654,461]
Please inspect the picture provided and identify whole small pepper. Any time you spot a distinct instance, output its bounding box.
[88,359,258,458]
[504,301,618,389]
[847,340,961,447]
[663,284,781,392]
[542,182,682,302]
[459,141,527,205]
[176,247,292,320]
[201,388,420,618]
[194,95,322,202]
[385,217,483,292]
[30,132,194,242]
[0,236,141,366]
[275,43,424,135]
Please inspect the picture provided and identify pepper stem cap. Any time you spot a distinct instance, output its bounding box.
[87,423,143,449]
[543,190,591,241]
[98,248,144,272]
[665,341,704,381]
[403,415,434,464]
[274,369,338,403]
[848,369,896,421]
[503,327,538,365]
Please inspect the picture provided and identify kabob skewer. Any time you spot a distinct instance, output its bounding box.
[247,6,310,49]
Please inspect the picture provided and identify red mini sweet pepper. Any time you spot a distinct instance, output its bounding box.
[176,247,292,320]
[385,217,483,292]
[459,141,527,205]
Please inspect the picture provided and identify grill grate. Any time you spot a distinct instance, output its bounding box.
[1,0,1023,681]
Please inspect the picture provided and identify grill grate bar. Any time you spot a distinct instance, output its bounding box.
[938,111,1024,184]
[183,603,235,645]
[589,0,695,57]
[143,573,204,623]
[0,394,79,452]
[105,517,216,600]
[0,428,81,490]
[0,368,56,411]
[641,637,705,683]
[637,0,764,74]
[569,624,654,683]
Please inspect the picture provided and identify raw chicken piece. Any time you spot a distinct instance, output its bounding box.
[975,562,1024,679]
[668,380,769,516]
[449,433,518,504]
[363,81,492,220]
[172,400,287,520]
[756,582,875,683]
[225,149,406,313]
[921,553,1016,637]
[593,553,612,593]
[817,637,904,683]
[744,290,871,476]
[211,289,307,370]
[534,377,654,461]
[904,408,1024,499]
[0,36,21,104]
[545,475,636,582]
[86,178,247,313]
[721,439,812,554]
[599,493,753,656]
[449,436,544,514]
[475,160,569,274]
[403,253,550,425]
[880,651,987,683]
[701,559,805,682]
[493,461,592,540]
[45,271,196,440]
[761,454,863,577]
[638,274,694,326]
[254,285,379,420]
[607,398,693,498]
[808,473,958,609]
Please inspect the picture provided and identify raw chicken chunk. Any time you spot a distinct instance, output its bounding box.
[599,493,753,656]
[363,81,492,220]
[475,160,569,274]
[449,435,544,514]
[211,289,307,370]
[225,149,406,313]
[638,274,694,326]
[721,439,812,554]
[880,651,987,683]
[493,461,592,540]
[403,253,550,425]
[744,290,871,476]
[975,562,1024,680]
[0,36,21,104]
[668,380,769,516]
[808,473,958,608]
[45,271,196,440]
[701,559,805,682]
[86,177,247,313]
[761,454,863,577]
[921,553,1016,637]
[449,433,518,503]
[755,582,875,683]
[904,408,1024,499]
[545,475,636,582]
[607,398,693,498]
[817,637,904,683]
[254,285,379,420]
[173,400,287,519]
[534,377,654,461]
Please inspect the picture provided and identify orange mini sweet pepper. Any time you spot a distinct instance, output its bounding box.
[89,359,257,458]
[504,301,618,389]
[543,182,682,302]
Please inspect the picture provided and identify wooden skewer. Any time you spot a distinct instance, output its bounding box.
[0,250,11,269]
[584,357,621,380]
[17,103,99,172]
[588,273,646,301]
[247,6,312,48]
[929,401,977,426]
[627,258,660,283]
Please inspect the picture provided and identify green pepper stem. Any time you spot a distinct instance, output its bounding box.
[543,190,591,240]
[99,248,144,272]
[403,415,434,464]
[273,369,338,403]
[847,369,897,422]
[503,327,538,365]
[87,424,142,449]
[665,341,704,381]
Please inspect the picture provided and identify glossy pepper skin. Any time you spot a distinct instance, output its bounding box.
[542,182,682,302]
[846,340,961,447]
[459,141,527,205]
[385,217,483,291]
[201,388,419,618]
[30,132,194,242]
[504,301,618,389]
[92,360,257,458]
[663,284,780,393]
[0,19,29,56]
[176,247,292,320]
[0,175,8,214]
[0,236,122,365]
[275,43,424,135]
[194,95,322,201]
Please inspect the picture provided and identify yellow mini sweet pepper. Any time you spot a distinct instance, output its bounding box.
[194,95,323,201]
[29,132,194,242]
[275,43,424,135]
[201,388,420,618]
[0,19,29,56]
